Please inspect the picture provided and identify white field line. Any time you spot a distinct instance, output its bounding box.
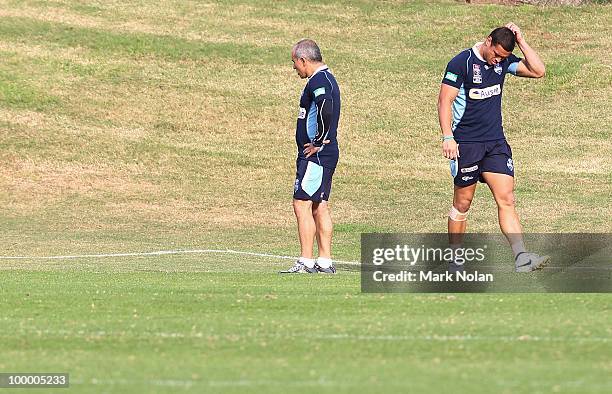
[0,249,360,265]
[0,249,607,270]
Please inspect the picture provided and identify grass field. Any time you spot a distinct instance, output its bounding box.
[1,0,611,392]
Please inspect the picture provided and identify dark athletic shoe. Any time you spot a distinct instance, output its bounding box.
[315,263,336,274]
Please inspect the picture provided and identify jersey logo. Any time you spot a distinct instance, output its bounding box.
[313,87,326,98]
[298,107,306,119]
[473,64,482,84]
[468,84,501,100]
[445,72,458,82]
[494,64,503,75]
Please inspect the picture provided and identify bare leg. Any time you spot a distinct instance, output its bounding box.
[312,201,332,259]
[293,199,316,259]
[448,183,477,245]
[481,172,525,257]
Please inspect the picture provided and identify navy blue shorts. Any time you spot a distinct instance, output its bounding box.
[450,140,514,187]
[293,159,335,202]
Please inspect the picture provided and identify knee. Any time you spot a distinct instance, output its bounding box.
[293,199,311,215]
[496,192,516,208]
[312,201,329,217]
[453,197,472,214]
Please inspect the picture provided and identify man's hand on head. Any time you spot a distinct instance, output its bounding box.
[505,22,524,44]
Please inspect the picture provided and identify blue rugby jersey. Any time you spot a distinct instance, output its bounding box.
[442,43,521,143]
[295,66,340,169]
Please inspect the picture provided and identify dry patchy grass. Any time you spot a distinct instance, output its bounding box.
[0,0,610,257]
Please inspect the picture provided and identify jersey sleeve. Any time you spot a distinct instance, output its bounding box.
[308,77,334,147]
[441,53,466,89]
[507,54,522,76]
[309,79,332,104]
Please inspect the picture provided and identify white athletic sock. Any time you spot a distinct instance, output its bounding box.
[298,257,316,268]
[511,241,527,259]
[316,257,332,269]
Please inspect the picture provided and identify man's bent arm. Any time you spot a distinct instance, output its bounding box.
[313,98,333,147]
[507,23,545,78]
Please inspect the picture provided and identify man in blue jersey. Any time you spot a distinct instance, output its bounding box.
[438,23,548,272]
[280,39,341,274]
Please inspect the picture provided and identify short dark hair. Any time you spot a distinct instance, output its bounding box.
[489,27,516,52]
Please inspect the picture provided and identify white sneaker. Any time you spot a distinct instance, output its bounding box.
[515,252,550,272]
[279,261,317,274]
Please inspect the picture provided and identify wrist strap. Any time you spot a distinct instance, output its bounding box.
[442,136,454,141]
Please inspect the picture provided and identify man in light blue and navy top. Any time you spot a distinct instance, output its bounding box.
[438,23,549,272]
[281,39,340,274]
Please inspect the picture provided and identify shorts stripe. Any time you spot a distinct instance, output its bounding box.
[293,159,335,202]
[301,161,323,196]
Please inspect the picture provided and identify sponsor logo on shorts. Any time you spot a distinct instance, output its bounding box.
[468,84,501,100]
[294,178,300,192]
[298,107,306,119]
[507,158,514,171]
[445,72,458,82]
[473,64,482,84]
[461,176,474,181]
[461,165,478,173]
[494,64,503,75]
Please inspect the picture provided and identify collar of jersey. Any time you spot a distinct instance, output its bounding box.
[472,42,485,62]
[309,65,328,79]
